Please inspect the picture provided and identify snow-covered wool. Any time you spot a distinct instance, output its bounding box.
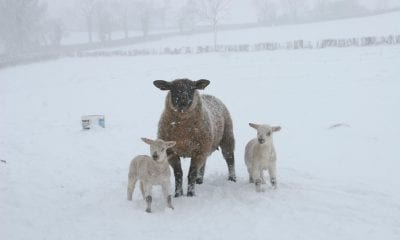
[127,138,176,213]
[245,123,281,192]
[153,79,236,197]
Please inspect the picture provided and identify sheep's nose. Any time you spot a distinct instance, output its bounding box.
[258,138,265,144]
[152,154,159,161]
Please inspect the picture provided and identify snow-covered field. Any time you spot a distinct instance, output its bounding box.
[1,14,400,239]
[111,11,400,50]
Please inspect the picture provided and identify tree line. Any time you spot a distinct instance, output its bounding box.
[0,0,393,55]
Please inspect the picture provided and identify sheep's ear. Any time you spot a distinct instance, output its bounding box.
[153,80,171,90]
[141,138,154,145]
[165,141,176,149]
[272,126,282,132]
[249,123,259,129]
[195,79,210,90]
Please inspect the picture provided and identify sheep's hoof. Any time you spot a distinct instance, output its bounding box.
[187,191,195,197]
[145,208,152,213]
[168,204,175,210]
[174,190,183,198]
[228,176,236,182]
[196,178,204,184]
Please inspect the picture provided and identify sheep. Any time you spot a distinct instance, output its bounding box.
[245,123,281,192]
[153,78,236,197]
[127,138,176,213]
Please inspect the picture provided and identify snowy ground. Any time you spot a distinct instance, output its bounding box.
[1,22,400,240]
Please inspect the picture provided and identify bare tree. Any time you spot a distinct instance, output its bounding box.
[252,0,277,25]
[0,0,47,53]
[134,0,155,37]
[113,0,132,39]
[95,0,114,42]
[78,0,98,43]
[177,0,199,33]
[44,18,65,47]
[285,0,305,22]
[197,0,231,49]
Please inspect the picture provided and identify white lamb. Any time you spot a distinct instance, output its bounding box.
[245,123,281,192]
[127,138,176,213]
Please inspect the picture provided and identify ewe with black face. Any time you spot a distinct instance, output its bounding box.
[153,79,236,197]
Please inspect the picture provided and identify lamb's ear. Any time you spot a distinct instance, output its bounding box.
[165,141,176,149]
[195,79,210,90]
[153,80,171,90]
[141,138,154,145]
[272,126,282,132]
[249,123,259,129]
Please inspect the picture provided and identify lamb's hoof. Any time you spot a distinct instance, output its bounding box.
[228,176,236,182]
[174,192,183,198]
[256,188,265,193]
[187,191,195,197]
[174,189,184,198]
[168,205,175,210]
[196,178,204,184]
[145,208,152,213]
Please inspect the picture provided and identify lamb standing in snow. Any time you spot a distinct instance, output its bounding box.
[153,79,236,197]
[245,123,281,192]
[127,138,176,213]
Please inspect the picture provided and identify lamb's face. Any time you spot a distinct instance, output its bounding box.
[153,79,210,113]
[141,138,176,163]
[249,123,281,144]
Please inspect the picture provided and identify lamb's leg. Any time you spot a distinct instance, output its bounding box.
[246,164,254,183]
[168,154,183,198]
[140,181,145,199]
[187,154,207,197]
[268,162,277,189]
[220,131,236,182]
[196,161,206,184]
[143,183,153,213]
[260,170,266,184]
[252,166,263,192]
[162,181,174,210]
[127,175,137,201]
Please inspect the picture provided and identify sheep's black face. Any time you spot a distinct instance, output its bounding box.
[153,79,210,113]
[170,81,195,112]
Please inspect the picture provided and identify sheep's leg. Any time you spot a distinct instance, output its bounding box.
[168,154,183,197]
[196,161,206,184]
[143,183,153,213]
[187,155,207,197]
[220,120,236,182]
[268,162,277,189]
[220,131,236,181]
[127,175,137,201]
[162,181,174,210]
[220,142,236,182]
